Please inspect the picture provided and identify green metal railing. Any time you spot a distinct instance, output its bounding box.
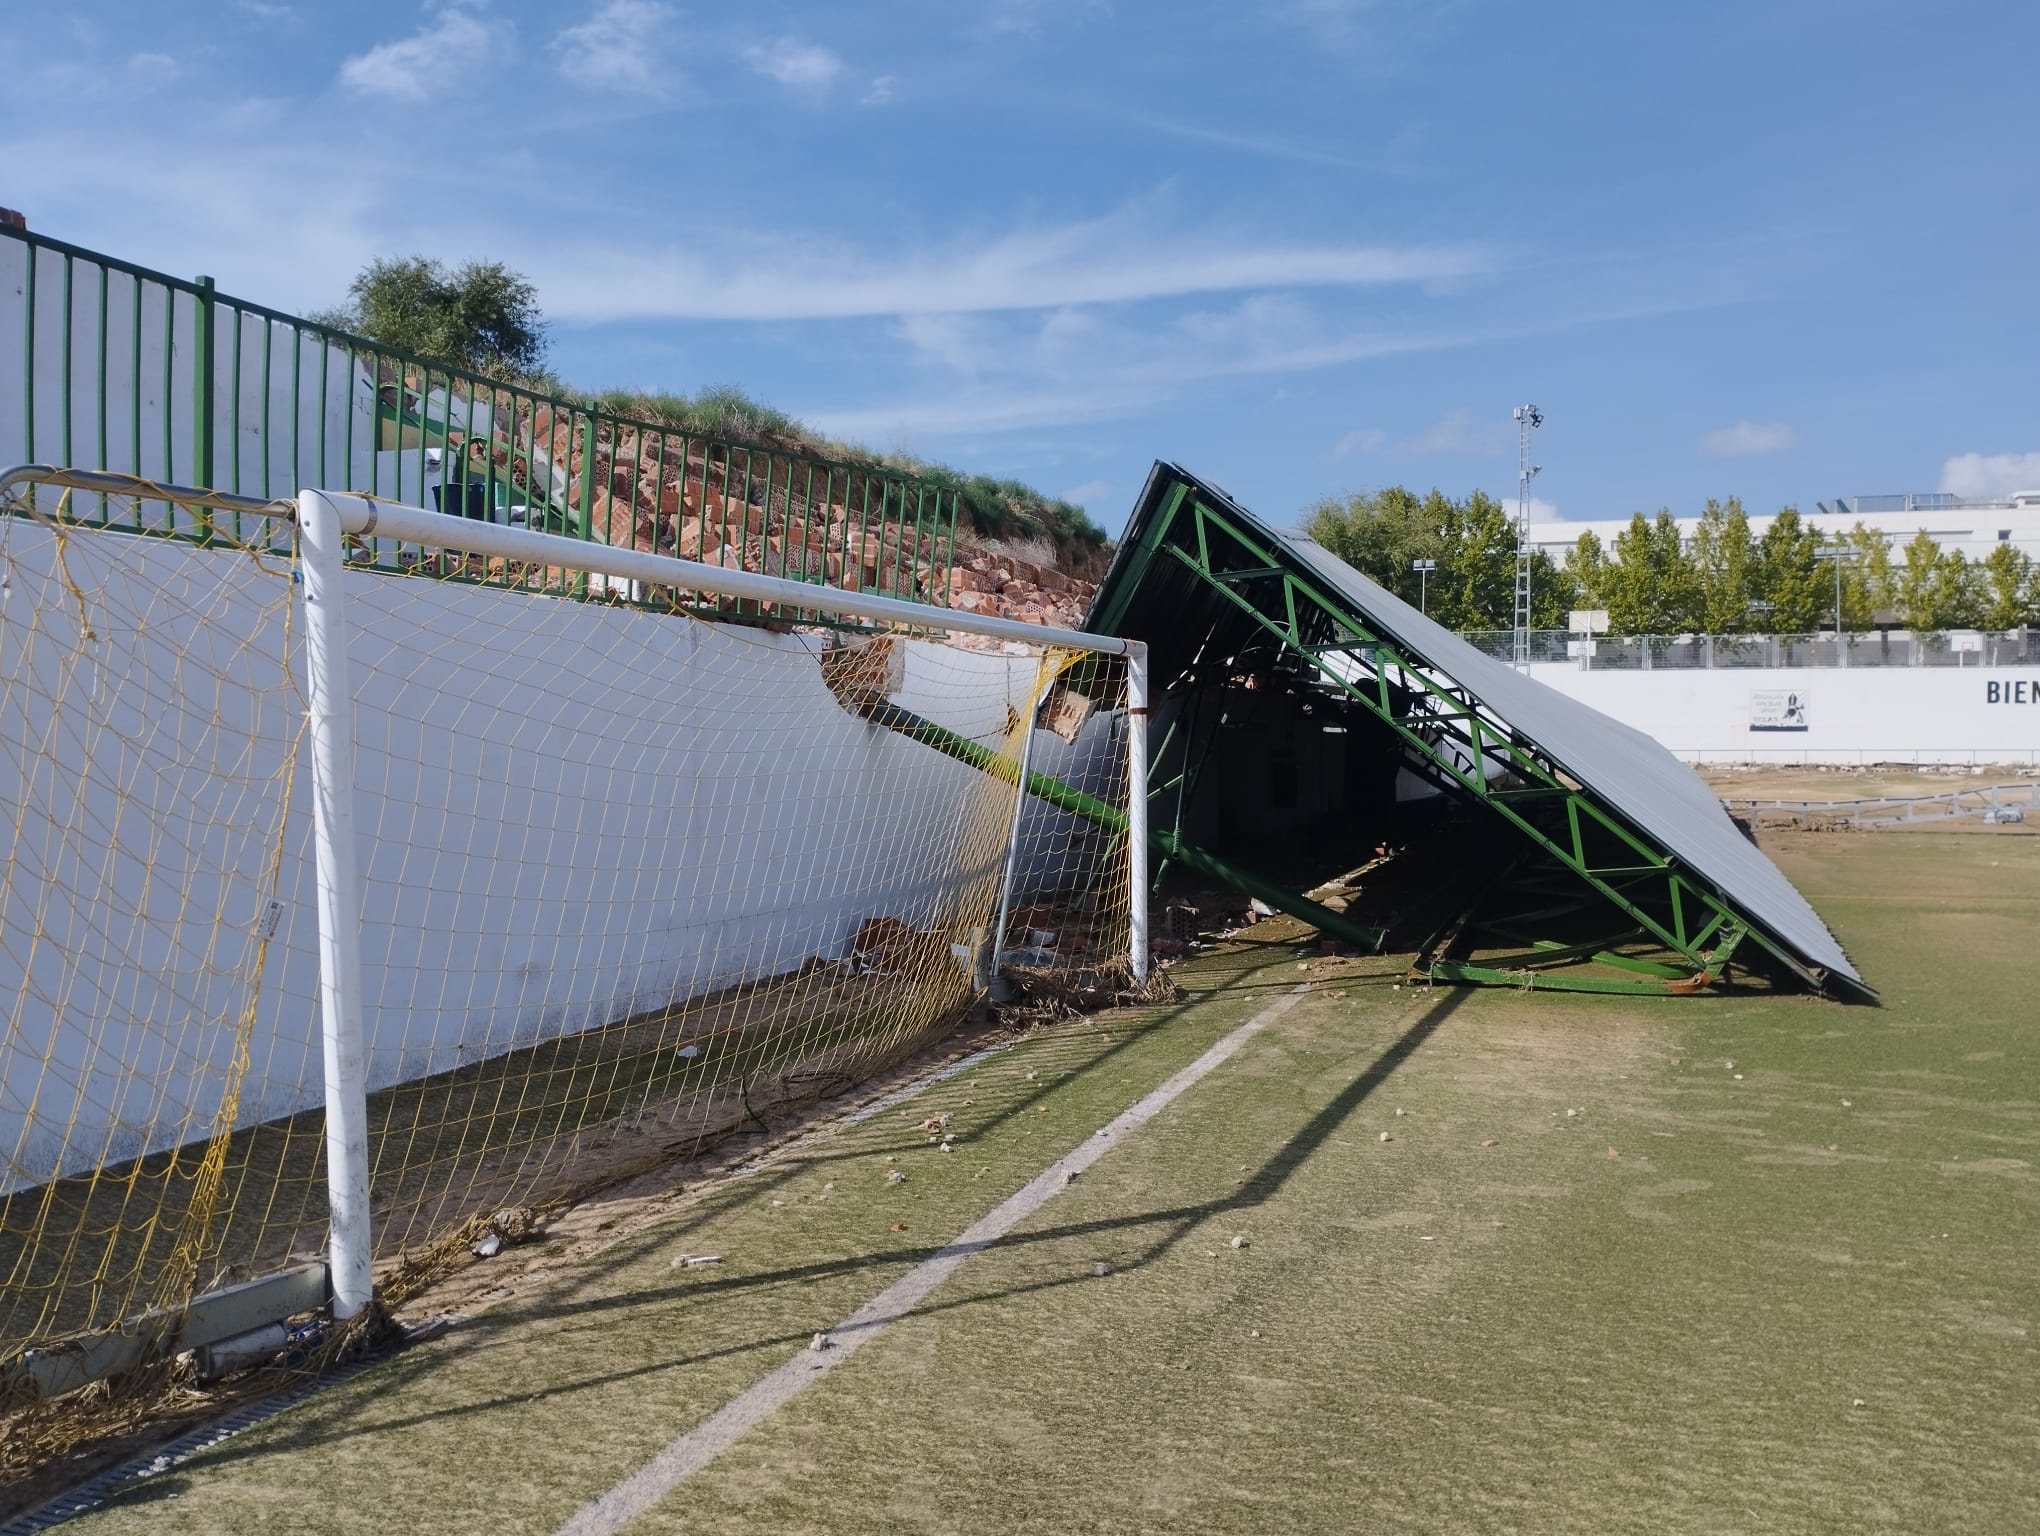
[0,223,961,608]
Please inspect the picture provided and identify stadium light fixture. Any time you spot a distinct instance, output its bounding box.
[1813,544,1855,636]
[1410,557,1438,614]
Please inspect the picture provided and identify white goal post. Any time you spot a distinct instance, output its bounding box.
[295,488,1148,1317]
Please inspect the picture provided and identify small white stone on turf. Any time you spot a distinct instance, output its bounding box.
[810,1332,831,1353]
[1230,1234,1248,1249]
[1380,1131,1392,1143]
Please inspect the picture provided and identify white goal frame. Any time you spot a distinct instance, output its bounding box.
[0,466,1147,1339]
[294,489,1148,1317]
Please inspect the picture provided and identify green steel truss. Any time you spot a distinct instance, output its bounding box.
[1104,482,1772,995]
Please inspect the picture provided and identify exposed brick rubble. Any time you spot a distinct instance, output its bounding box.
[513,419,1101,633]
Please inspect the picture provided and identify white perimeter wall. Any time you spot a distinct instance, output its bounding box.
[2,522,1117,1190]
[1525,662,2040,765]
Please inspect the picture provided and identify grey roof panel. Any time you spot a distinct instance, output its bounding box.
[1270,526,1859,982]
[1089,463,1862,991]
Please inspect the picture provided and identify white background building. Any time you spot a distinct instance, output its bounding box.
[1530,492,2040,562]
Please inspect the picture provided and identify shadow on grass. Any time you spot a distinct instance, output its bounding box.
[179,974,1461,1469]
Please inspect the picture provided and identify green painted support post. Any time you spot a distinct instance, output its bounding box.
[193,274,216,540]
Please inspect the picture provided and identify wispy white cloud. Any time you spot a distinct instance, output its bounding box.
[1061,478,1112,505]
[861,73,898,106]
[1940,451,2040,500]
[232,0,293,17]
[339,1,495,102]
[553,1,674,92]
[527,205,1493,322]
[1331,427,1387,459]
[742,39,844,89]
[1330,408,1506,460]
[1125,112,1397,172]
[1700,419,1797,457]
[1407,407,1509,455]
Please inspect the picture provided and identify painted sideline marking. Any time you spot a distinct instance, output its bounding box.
[553,984,1312,1536]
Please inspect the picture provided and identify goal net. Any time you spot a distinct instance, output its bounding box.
[0,476,1132,1464]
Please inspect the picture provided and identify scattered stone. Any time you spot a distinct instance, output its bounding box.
[671,1253,723,1269]
[1060,1169,1079,1186]
[1841,1098,1853,1108]
[1026,1070,1038,1081]
[1480,1138,1499,1148]
[472,1232,504,1259]
[1852,1397,1865,1408]
[1733,1074,1744,1081]
[1725,1060,1735,1070]
[1093,1261,1108,1277]
[1419,1235,1436,1242]
[1230,1234,1248,1250]
[810,1332,831,1353]
[887,1170,907,1185]
[677,1044,702,1060]
[1379,1131,1392,1143]
[1565,1108,1578,1118]
[772,1199,785,1207]
[822,1181,834,1193]
[1249,1329,1261,1338]
[890,1222,907,1233]
[938,1143,953,1154]
[1606,1146,1621,1159]
[1394,1108,1407,1117]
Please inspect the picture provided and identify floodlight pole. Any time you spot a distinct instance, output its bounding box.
[1512,405,1542,668]
[1816,544,1853,669]
[297,489,374,1321]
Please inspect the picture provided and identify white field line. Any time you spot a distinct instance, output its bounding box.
[552,983,1313,1536]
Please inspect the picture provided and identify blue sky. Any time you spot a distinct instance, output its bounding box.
[5,1,2036,539]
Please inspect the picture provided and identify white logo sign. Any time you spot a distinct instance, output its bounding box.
[1750,690,1810,733]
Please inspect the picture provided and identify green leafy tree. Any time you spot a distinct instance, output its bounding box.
[1304,486,1438,608]
[1689,496,1756,632]
[1752,507,1826,631]
[1895,530,1941,630]
[1432,489,1514,630]
[1606,511,1698,633]
[1932,550,1985,630]
[1528,549,1573,629]
[1835,521,1894,630]
[1976,542,2037,629]
[1561,530,1611,612]
[318,255,548,380]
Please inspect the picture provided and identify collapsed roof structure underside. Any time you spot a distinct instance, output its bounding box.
[1084,463,1871,1001]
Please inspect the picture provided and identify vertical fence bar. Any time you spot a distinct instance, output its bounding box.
[21,239,35,467]
[1126,641,1150,983]
[297,489,375,1320]
[193,275,216,531]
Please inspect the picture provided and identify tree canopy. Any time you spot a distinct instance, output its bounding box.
[1303,486,1568,630]
[1305,487,2040,635]
[317,256,549,381]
